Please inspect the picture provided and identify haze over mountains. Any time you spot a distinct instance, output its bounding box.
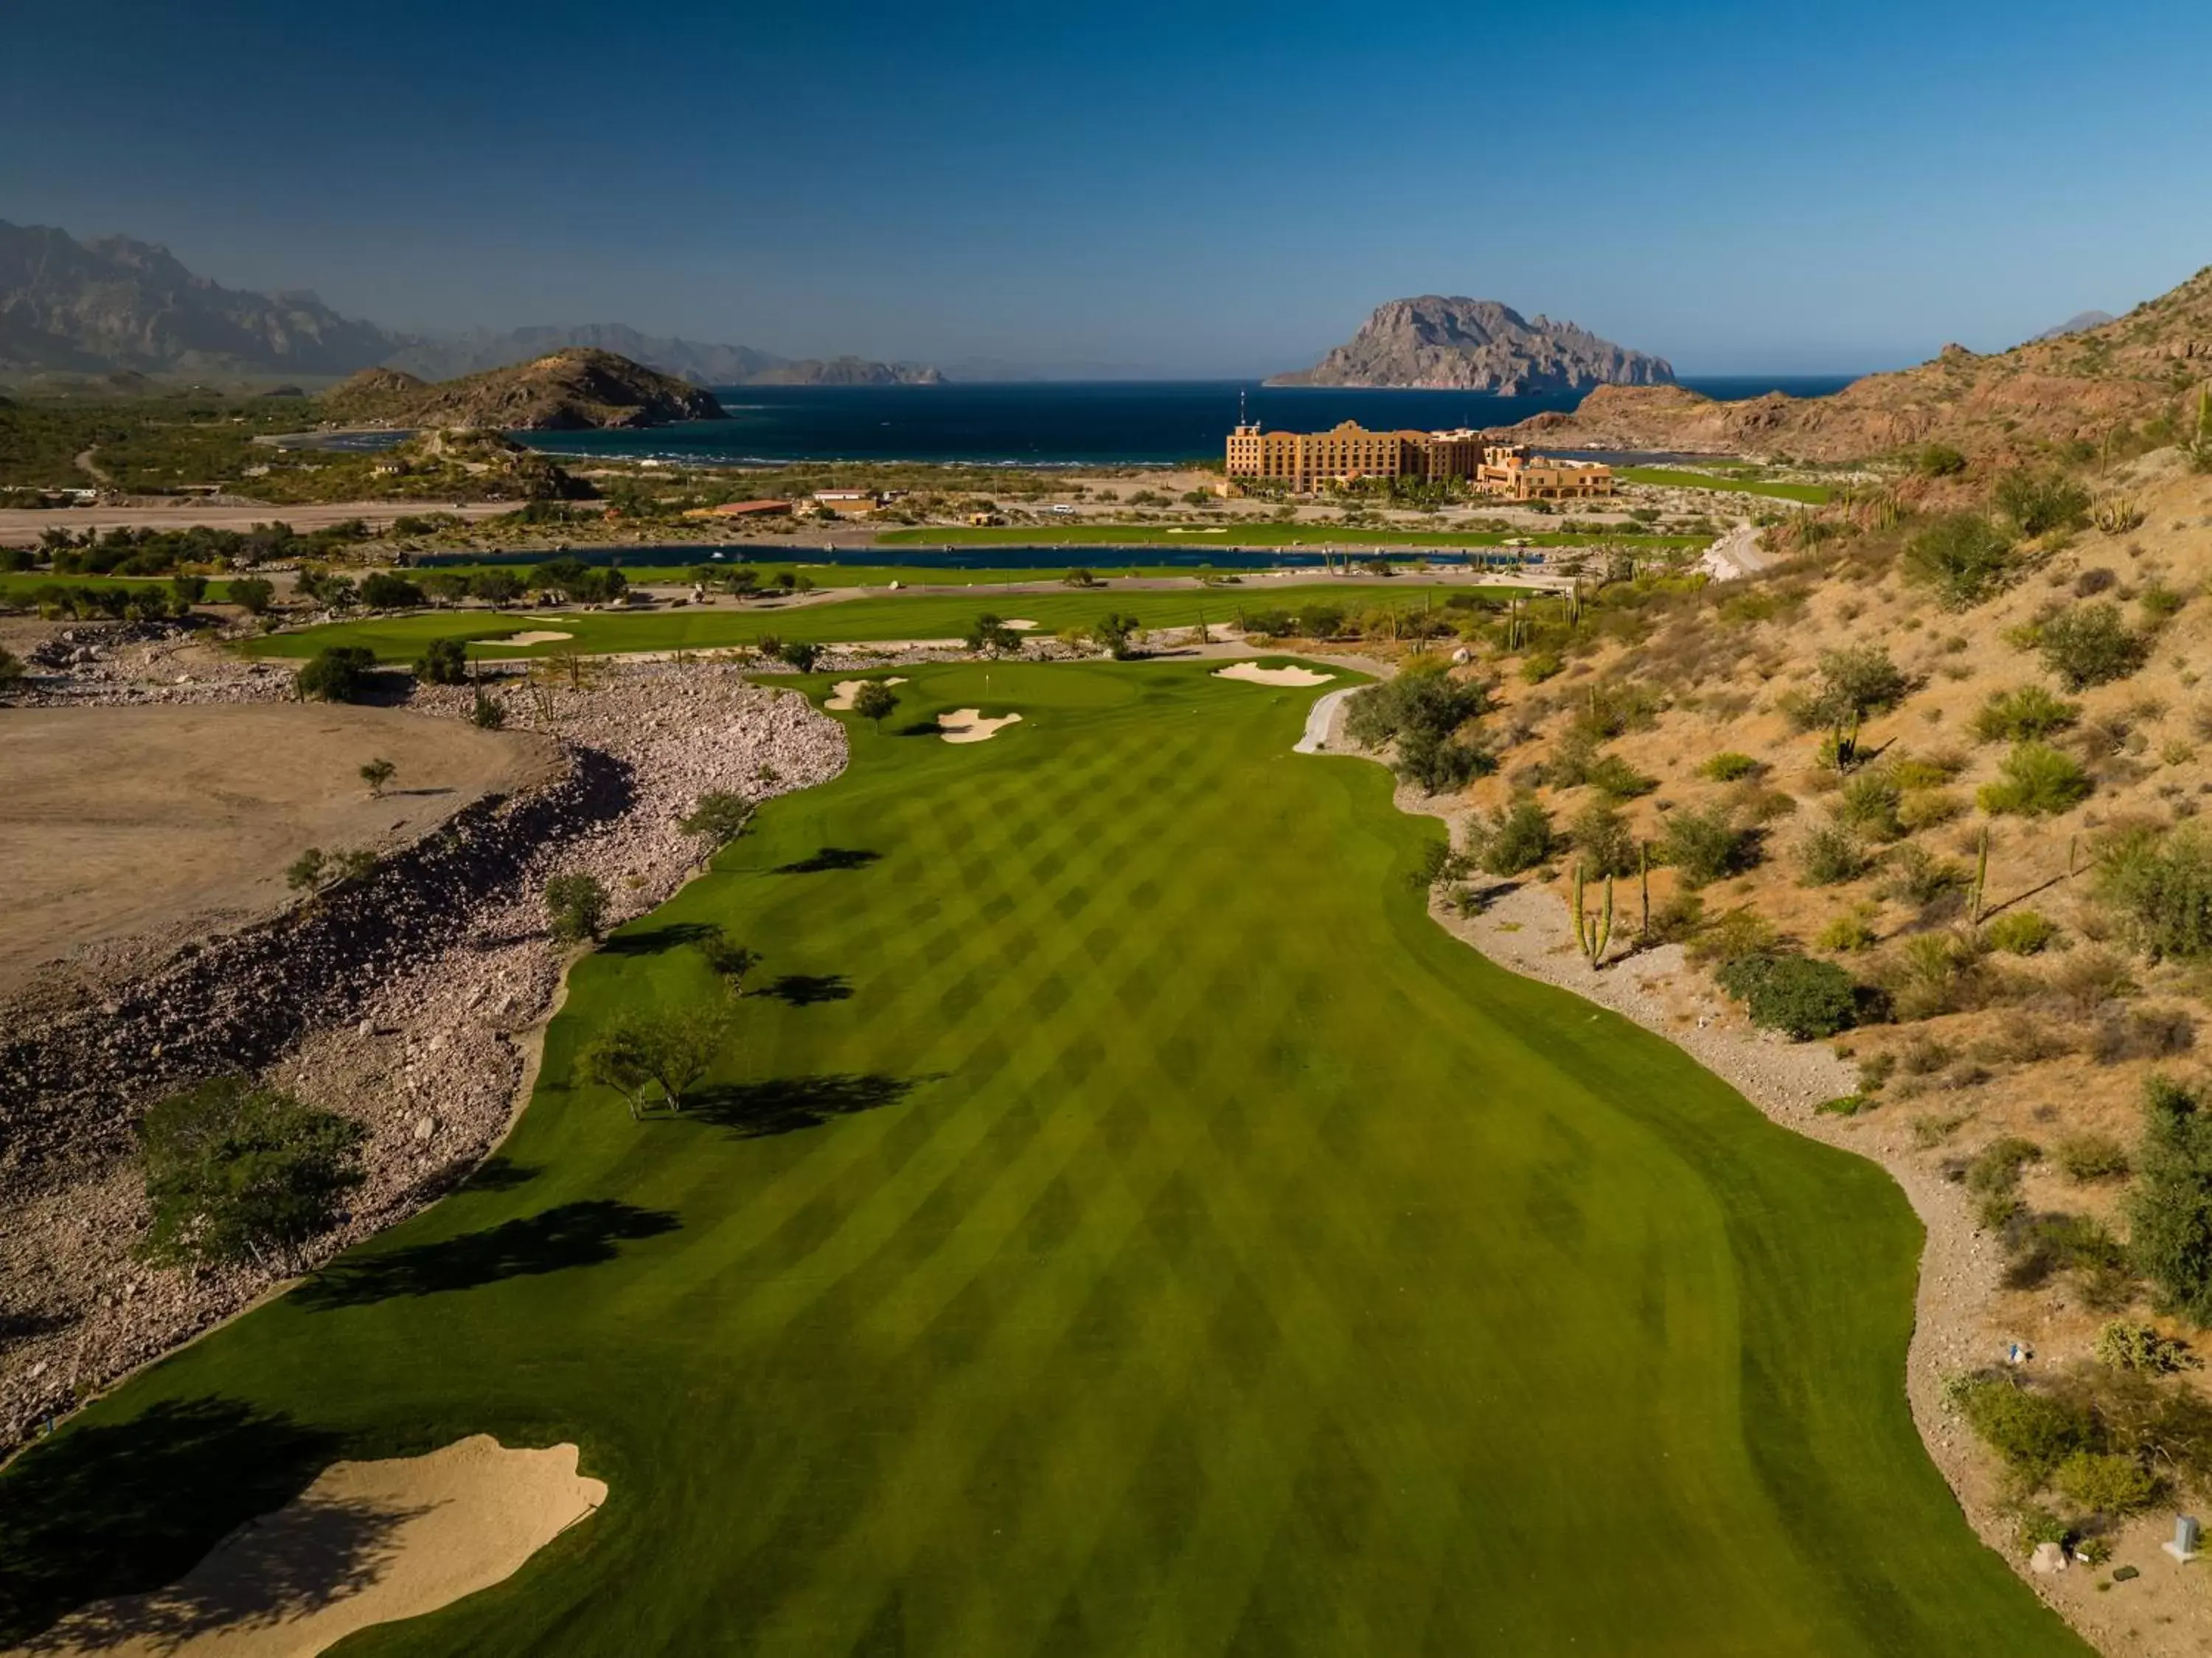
[0,220,939,387]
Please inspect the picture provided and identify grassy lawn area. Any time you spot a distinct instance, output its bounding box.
[1615,467,1833,504]
[417,561,1454,588]
[0,661,2081,1656]
[243,583,1496,662]
[875,524,1703,549]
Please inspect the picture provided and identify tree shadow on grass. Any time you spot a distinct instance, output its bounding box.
[773,847,880,875]
[292,1200,679,1311]
[688,1073,925,1138]
[599,921,719,956]
[0,1396,381,1651]
[764,973,852,1007]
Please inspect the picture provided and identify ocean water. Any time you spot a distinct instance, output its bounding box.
[516,376,1854,469]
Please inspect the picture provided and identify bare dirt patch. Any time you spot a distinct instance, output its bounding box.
[938,707,1022,743]
[0,705,560,1002]
[21,1436,604,1657]
[1212,661,1335,688]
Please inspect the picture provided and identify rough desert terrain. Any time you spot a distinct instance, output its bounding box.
[0,704,561,1001]
[0,502,517,548]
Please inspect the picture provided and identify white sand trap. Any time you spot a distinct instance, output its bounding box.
[825,676,908,711]
[1166,527,1227,535]
[939,708,1023,743]
[479,631,574,648]
[1213,662,1335,687]
[27,1437,605,1658]
[1003,619,1039,630]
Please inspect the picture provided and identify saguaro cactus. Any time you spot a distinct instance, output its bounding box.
[1570,862,1615,969]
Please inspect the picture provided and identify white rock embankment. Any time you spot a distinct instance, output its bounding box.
[0,662,846,1448]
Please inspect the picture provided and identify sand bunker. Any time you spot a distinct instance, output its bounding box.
[825,676,909,711]
[1212,662,1335,687]
[478,631,574,648]
[939,708,1023,743]
[26,1437,605,1657]
[1003,619,1039,630]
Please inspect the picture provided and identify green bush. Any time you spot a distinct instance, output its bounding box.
[1685,906,1778,967]
[136,1076,366,1266]
[1950,1375,2096,1483]
[1519,650,1563,684]
[1659,805,1757,887]
[1585,752,1656,802]
[545,873,610,943]
[2126,1075,2212,1324]
[1836,771,1906,841]
[2053,1449,2160,1516]
[1904,513,2015,609]
[1797,821,1869,887]
[1468,793,1554,875]
[359,572,425,610]
[1700,752,1761,783]
[414,636,469,685]
[2096,825,2212,960]
[1985,910,2059,955]
[1978,741,2092,816]
[2035,602,2148,690]
[1971,684,2080,743]
[1569,801,1639,878]
[1994,469,2092,537]
[2056,1134,2130,1183]
[1715,953,1863,1039]
[1917,442,1969,477]
[228,575,276,615]
[295,645,377,704]
[2092,1319,2192,1373]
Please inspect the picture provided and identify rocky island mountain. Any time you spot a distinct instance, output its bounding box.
[1268,296,1674,392]
[383,324,942,388]
[2030,309,2117,343]
[1510,264,2212,463]
[325,348,726,430]
[0,220,394,377]
[0,220,942,386]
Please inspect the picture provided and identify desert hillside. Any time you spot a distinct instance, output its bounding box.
[1515,264,2212,465]
[326,347,725,430]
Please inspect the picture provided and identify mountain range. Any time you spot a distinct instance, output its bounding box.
[0,220,939,386]
[1268,296,1674,392]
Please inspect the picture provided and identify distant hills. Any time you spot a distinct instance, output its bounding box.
[0,220,939,387]
[0,220,393,377]
[383,324,943,388]
[1268,296,1674,392]
[326,350,726,430]
[1509,266,2212,463]
[2029,310,2118,343]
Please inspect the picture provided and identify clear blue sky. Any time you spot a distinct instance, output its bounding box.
[7,0,2211,377]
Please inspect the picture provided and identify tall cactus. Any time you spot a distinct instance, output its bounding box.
[1569,862,1613,969]
[1969,825,1991,925]
[1639,840,1652,940]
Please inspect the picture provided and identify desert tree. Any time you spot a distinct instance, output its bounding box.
[580,1010,728,1117]
[851,679,900,732]
[136,1076,366,1267]
[359,757,397,797]
[545,873,610,943]
[679,792,755,862]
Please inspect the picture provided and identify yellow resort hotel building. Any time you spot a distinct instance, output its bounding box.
[1225,420,1613,500]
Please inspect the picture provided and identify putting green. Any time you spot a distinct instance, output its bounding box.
[240,583,1502,663]
[0,662,2082,1657]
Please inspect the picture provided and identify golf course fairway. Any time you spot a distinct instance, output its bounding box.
[0,660,2084,1656]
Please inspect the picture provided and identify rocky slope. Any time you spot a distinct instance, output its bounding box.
[326,348,726,430]
[0,220,397,377]
[1513,265,2212,463]
[1270,296,1673,392]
